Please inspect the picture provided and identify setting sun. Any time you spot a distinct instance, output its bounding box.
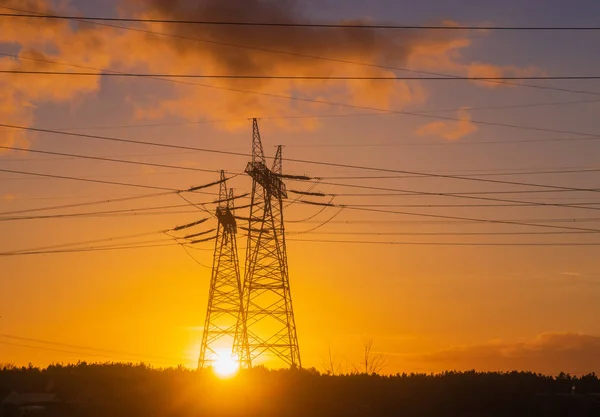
[4,0,600,415]
[212,350,239,378]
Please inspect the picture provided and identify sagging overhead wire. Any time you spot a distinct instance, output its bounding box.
[0,168,233,195]
[288,197,336,224]
[0,242,180,257]
[177,193,216,218]
[0,145,221,175]
[1,230,169,254]
[287,231,597,237]
[329,202,600,209]
[0,333,185,364]
[0,123,247,159]
[310,181,600,213]
[2,12,600,31]
[0,191,174,217]
[313,167,600,180]
[5,48,600,128]
[3,5,600,100]
[0,177,234,220]
[5,45,598,125]
[330,189,596,197]
[286,239,600,247]
[295,216,600,225]
[288,207,346,235]
[3,121,600,200]
[0,168,183,192]
[337,204,600,234]
[0,204,199,222]
[176,242,212,270]
[292,200,600,234]
[282,163,600,195]
[5,70,600,81]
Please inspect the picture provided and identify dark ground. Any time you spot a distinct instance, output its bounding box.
[1,363,600,416]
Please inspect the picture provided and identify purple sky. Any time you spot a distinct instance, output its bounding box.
[1,0,600,373]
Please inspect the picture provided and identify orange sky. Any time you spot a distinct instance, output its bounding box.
[2,0,600,375]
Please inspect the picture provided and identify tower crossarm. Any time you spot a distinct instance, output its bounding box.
[216,206,237,230]
[245,161,288,199]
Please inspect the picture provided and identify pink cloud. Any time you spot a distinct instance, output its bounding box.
[416,108,478,140]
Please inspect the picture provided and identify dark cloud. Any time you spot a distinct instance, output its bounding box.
[0,0,544,138]
[415,333,600,375]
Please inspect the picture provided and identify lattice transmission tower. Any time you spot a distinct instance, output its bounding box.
[198,171,250,369]
[235,118,301,368]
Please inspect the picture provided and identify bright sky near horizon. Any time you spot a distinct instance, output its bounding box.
[1,0,600,375]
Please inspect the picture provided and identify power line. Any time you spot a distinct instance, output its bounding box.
[2,231,168,253]
[5,70,600,81]
[176,240,212,269]
[1,227,215,256]
[21,50,594,123]
[331,190,593,197]
[290,207,346,235]
[3,123,599,200]
[6,196,599,223]
[4,7,599,98]
[5,199,600,223]
[298,166,600,195]
[0,192,174,217]
[329,202,600,208]
[287,238,600,247]
[0,209,205,220]
[297,217,600,225]
[0,203,208,222]
[0,334,184,363]
[0,243,179,257]
[338,188,600,218]
[0,168,180,191]
[2,12,600,31]
[319,173,600,196]
[282,135,600,148]
[0,123,247,158]
[4,6,600,133]
[0,340,165,363]
[317,167,600,180]
[0,168,228,194]
[333,205,600,234]
[288,231,596,236]
[6,58,600,144]
[308,181,600,212]
[0,145,221,174]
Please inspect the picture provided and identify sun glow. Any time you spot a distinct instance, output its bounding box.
[213,350,239,378]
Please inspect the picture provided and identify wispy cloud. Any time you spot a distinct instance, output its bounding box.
[467,63,546,88]
[416,108,478,140]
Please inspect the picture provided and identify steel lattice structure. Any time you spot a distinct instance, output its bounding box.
[234,118,301,368]
[198,171,250,369]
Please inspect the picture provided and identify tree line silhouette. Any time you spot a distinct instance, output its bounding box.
[1,363,600,416]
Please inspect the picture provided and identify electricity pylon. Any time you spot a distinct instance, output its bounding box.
[235,118,301,368]
[198,171,250,369]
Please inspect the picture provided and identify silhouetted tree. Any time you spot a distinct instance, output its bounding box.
[1,363,600,417]
[356,338,388,375]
